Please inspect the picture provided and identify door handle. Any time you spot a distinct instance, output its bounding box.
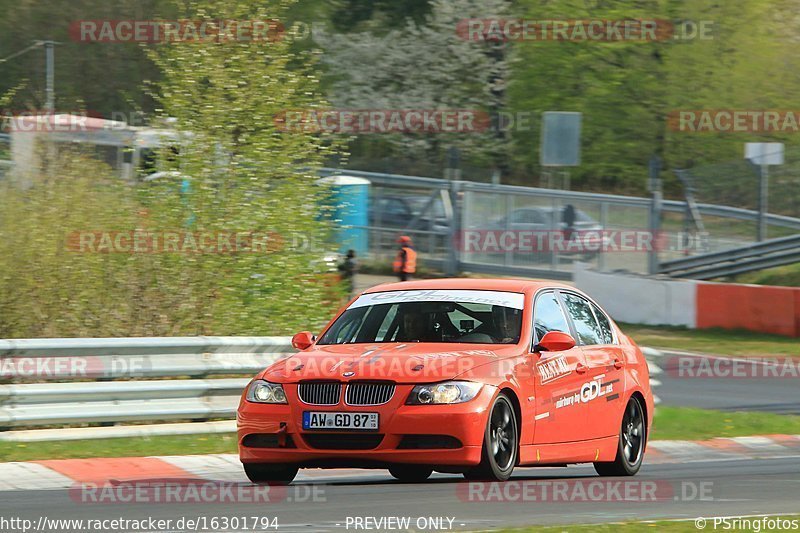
[613,359,624,369]
[575,363,588,374]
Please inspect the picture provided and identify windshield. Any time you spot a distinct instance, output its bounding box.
[317,290,525,345]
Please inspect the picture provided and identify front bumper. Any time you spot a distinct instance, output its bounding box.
[237,383,494,467]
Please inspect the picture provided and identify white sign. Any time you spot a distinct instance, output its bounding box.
[745,142,784,166]
[541,112,582,167]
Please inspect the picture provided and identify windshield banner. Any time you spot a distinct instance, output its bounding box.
[348,290,525,310]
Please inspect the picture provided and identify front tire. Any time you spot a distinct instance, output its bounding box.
[243,463,298,484]
[388,465,433,482]
[463,393,518,481]
[594,395,646,477]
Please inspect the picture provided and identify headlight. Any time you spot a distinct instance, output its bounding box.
[406,381,483,405]
[246,380,288,404]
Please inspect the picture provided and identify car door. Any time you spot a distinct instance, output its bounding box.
[529,290,589,444]
[560,292,625,440]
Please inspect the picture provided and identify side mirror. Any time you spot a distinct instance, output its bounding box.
[534,331,576,353]
[292,331,316,350]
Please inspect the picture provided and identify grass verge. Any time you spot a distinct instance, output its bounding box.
[0,433,238,463]
[736,262,800,287]
[2,407,800,462]
[652,407,800,441]
[621,323,799,357]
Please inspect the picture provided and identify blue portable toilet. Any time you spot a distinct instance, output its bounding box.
[317,175,370,255]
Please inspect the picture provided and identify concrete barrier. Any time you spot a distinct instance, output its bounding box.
[696,283,798,337]
[795,290,800,338]
[574,263,697,327]
[574,263,800,337]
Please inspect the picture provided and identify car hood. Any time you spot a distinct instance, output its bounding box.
[258,343,515,383]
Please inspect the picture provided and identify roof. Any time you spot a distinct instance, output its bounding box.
[362,277,572,294]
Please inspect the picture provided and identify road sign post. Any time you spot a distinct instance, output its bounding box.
[745,143,784,242]
[648,155,663,275]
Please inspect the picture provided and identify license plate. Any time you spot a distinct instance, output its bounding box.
[302,411,379,430]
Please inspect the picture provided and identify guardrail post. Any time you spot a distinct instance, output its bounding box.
[758,164,769,242]
[648,165,663,275]
[444,180,462,276]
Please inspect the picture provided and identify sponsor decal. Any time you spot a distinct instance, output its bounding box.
[555,376,614,409]
[537,354,570,385]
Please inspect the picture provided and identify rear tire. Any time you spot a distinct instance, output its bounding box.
[463,393,518,481]
[388,465,433,482]
[594,395,646,477]
[243,463,298,484]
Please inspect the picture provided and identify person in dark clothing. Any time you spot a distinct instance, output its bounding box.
[563,204,577,241]
[398,305,440,342]
[337,249,358,299]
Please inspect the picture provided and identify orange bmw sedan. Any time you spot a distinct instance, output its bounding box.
[237,279,654,483]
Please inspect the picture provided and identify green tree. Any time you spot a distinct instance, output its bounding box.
[0,0,347,338]
[144,0,345,334]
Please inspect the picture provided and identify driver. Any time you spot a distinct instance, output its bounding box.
[491,306,522,344]
[399,306,438,342]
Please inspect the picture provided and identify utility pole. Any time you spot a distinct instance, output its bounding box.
[745,142,784,242]
[0,40,60,112]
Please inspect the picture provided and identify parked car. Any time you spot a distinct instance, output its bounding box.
[486,206,606,262]
[368,194,450,233]
[237,278,654,483]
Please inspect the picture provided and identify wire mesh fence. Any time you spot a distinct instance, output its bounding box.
[678,145,800,243]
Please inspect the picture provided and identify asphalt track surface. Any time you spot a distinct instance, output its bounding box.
[2,317,797,532]
[2,456,799,532]
[655,351,800,415]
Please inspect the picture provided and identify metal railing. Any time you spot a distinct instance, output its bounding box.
[0,337,292,432]
[322,168,800,230]
[1,335,663,441]
[659,234,800,279]
[319,168,800,279]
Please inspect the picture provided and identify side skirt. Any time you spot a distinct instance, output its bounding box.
[519,436,618,466]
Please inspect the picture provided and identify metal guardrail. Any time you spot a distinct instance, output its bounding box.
[660,234,800,279]
[0,337,292,430]
[0,336,292,379]
[1,336,663,440]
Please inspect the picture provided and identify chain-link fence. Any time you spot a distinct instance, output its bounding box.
[322,168,800,279]
[677,145,800,242]
[459,185,653,276]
